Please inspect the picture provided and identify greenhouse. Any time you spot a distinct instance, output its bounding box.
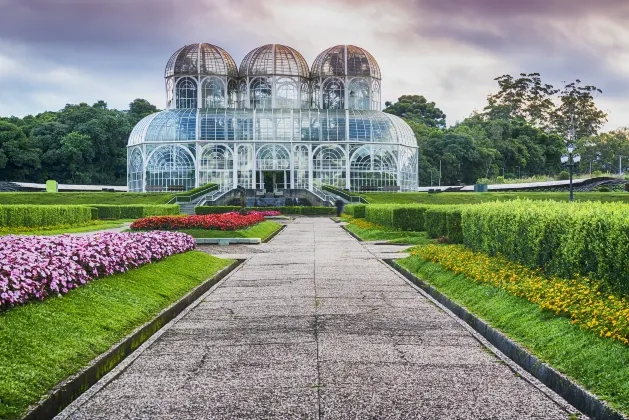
[128,43,418,193]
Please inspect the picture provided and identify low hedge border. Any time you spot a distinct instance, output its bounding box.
[26,259,242,420]
[90,205,180,220]
[0,205,93,228]
[387,259,624,420]
[424,206,463,243]
[195,206,335,215]
[365,204,433,232]
[344,204,366,218]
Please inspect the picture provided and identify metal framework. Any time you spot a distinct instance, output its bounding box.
[128,43,418,192]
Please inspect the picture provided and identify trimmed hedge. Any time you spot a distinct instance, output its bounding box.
[424,206,463,243]
[195,206,335,215]
[345,204,366,218]
[91,205,180,219]
[462,200,629,293]
[0,205,93,228]
[365,204,432,231]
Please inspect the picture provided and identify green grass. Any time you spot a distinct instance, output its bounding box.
[344,219,433,245]
[0,220,132,236]
[398,255,629,415]
[0,251,232,419]
[0,192,172,205]
[358,192,629,205]
[168,221,282,240]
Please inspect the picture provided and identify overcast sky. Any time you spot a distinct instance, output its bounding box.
[0,0,628,129]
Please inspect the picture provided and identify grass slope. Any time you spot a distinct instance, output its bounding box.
[359,192,629,205]
[0,192,172,205]
[0,220,129,236]
[398,255,629,415]
[344,219,432,245]
[171,221,282,240]
[0,251,232,419]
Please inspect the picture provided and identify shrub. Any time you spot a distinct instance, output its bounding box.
[91,205,180,219]
[476,178,490,185]
[593,170,603,177]
[424,206,463,243]
[0,231,195,310]
[462,199,629,293]
[0,205,93,228]
[595,185,611,192]
[365,204,432,231]
[345,204,366,218]
[557,171,570,181]
[496,176,505,184]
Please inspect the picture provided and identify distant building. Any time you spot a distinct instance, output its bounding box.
[127,43,418,193]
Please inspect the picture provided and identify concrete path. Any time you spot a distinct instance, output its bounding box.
[58,218,579,419]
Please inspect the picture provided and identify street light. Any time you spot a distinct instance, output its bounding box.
[561,144,581,202]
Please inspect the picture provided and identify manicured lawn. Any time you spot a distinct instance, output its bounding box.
[171,221,282,240]
[0,251,232,419]
[0,192,172,205]
[358,192,629,205]
[0,220,132,236]
[344,218,432,245]
[398,255,629,416]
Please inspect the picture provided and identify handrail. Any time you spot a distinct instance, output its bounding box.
[322,185,370,204]
[195,186,232,207]
[312,187,336,206]
[166,184,219,204]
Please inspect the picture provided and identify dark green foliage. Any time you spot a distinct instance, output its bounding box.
[345,204,366,218]
[0,192,172,205]
[558,171,570,180]
[0,251,231,419]
[0,205,93,227]
[462,200,629,293]
[91,205,180,219]
[172,183,217,199]
[384,95,446,128]
[365,205,432,231]
[358,192,629,205]
[424,206,463,243]
[195,206,334,215]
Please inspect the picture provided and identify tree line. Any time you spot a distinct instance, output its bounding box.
[0,73,621,187]
[383,73,616,186]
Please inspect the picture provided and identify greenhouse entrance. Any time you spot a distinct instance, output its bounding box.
[259,171,288,193]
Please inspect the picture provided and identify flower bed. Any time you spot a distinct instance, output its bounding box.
[0,231,195,309]
[412,245,629,346]
[248,210,281,217]
[130,212,265,231]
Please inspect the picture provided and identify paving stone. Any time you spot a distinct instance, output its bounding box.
[60,217,579,419]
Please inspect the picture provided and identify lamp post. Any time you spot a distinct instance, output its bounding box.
[561,144,581,202]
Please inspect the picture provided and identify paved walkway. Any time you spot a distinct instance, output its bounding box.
[58,218,579,419]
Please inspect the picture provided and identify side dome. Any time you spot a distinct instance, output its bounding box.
[311,45,381,79]
[165,43,238,78]
[239,44,309,77]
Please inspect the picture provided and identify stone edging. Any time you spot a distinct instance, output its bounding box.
[340,225,363,242]
[386,259,626,420]
[23,259,243,420]
[262,224,287,243]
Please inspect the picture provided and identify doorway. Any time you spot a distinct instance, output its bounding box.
[258,171,288,192]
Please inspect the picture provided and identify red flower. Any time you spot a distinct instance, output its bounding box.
[130,213,265,231]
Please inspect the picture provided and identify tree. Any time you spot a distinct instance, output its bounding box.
[128,99,159,125]
[0,122,40,181]
[59,132,93,183]
[384,95,446,128]
[551,80,608,141]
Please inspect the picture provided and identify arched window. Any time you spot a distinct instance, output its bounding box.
[301,81,311,108]
[128,148,143,192]
[350,145,397,191]
[294,145,309,189]
[201,77,225,108]
[313,145,346,188]
[145,145,195,191]
[250,77,272,109]
[323,79,345,110]
[166,78,174,109]
[227,80,238,108]
[276,78,298,108]
[199,144,233,188]
[176,77,197,108]
[348,79,370,110]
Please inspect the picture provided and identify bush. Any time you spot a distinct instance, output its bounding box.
[496,176,505,184]
[345,204,366,218]
[557,171,570,181]
[424,206,463,243]
[91,205,180,219]
[365,205,432,231]
[593,170,603,177]
[195,206,334,215]
[462,200,629,293]
[0,205,93,228]
[595,185,611,192]
[476,178,490,184]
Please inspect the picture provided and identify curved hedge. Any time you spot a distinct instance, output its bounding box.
[90,205,180,219]
[365,204,432,232]
[0,205,93,228]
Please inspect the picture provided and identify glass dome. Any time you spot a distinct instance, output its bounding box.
[239,44,309,78]
[165,43,238,78]
[311,45,381,79]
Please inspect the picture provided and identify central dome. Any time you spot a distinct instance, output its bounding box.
[239,44,309,78]
[165,43,238,78]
